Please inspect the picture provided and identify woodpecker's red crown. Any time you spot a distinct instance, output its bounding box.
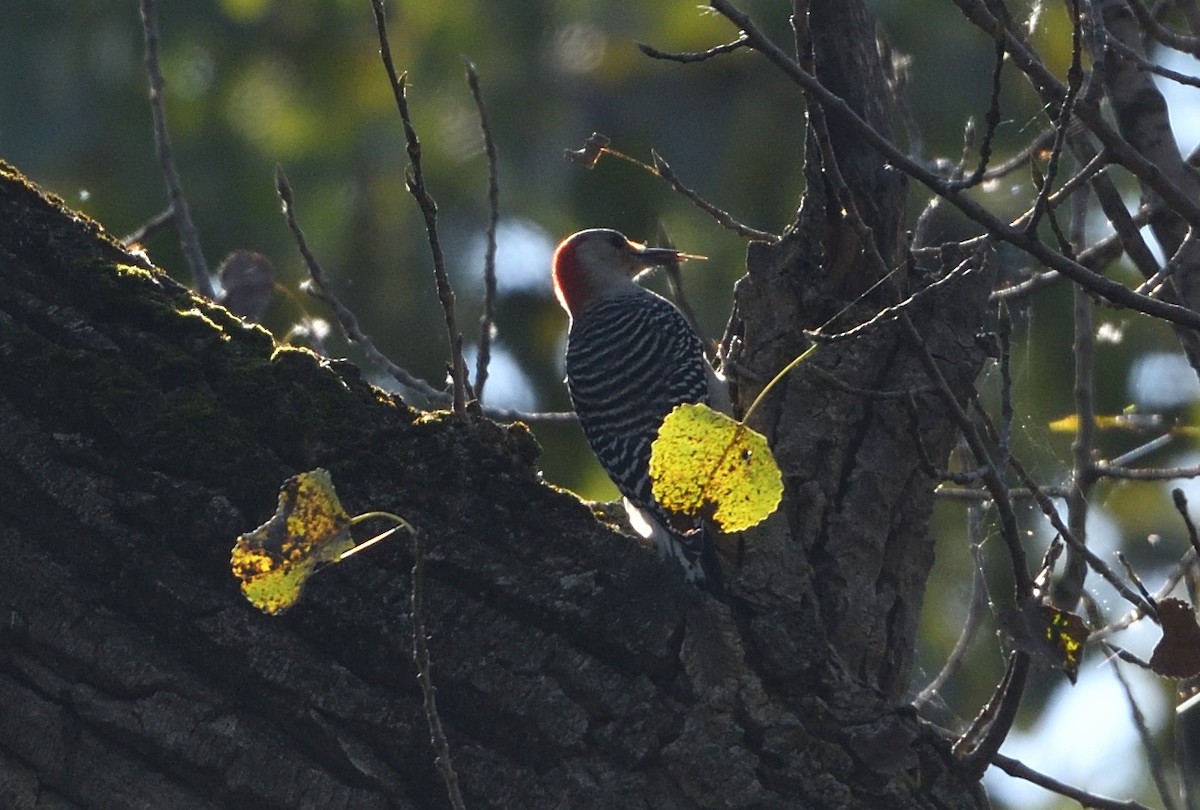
[552,229,701,317]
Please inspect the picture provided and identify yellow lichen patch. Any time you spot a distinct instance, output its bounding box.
[175,307,229,338]
[649,403,782,533]
[113,263,158,281]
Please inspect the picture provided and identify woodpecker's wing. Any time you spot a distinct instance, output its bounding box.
[566,291,710,506]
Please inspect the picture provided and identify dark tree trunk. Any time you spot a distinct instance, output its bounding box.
[0,161,987,810]
[0,4,997,808]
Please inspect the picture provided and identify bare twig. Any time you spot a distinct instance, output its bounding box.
[944,26,1005,190]
[957,651,1031,777]
[370,0,468,415]
[1109,658,1181,810]
[410,529,467,810]
[1105,29,1200,87]
[655,224,714,365]
[952,0,1200,230]
[1063,176,1096,610]
[981,129,1056,181]
[936,484,1073,500]
[1096,457,1200,480]
[465,59,500,407]
[650,151,778,241]
[996,301,1015,473]
[989,751,1158,810]
[1023,0,1084,237]
[1174,488,1200,560]
[138,0,213,299]
[1007,449,1161,619]
[566,133,775,241]
[121,206,175,246]
[637,34,749,62]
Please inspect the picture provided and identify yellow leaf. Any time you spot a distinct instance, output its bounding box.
[230,468,355,615]
[1048,414,1079,433]
[1048,412,1169,433]
[649,403,783,533]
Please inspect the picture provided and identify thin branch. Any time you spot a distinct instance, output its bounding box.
[650,151,779,241]
[637,34,750,62]
[121,206,175,246]
[902,316,1032,600]
[1174,488,1200,561]
[1011,453,1161,619]
[465,59,500,407]
[1023,0,1084,237]
[981,129,1056,181]
[989,751,1158,810]
[1105,29,1200,87]
[1096,458,1200,480]
[958,652,1031,777]
[1109,658,1182,810]
[944,24,1006,190]
[996,301,1015,474]
[1063,174,1096,610]
[410,529,467,810]
[901,303,1032,773]
[958,391,1161,620]
[937,484,1073,500]
[370,0,468,415]
[138,0,213,299]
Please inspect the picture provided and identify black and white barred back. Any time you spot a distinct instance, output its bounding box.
[566,288,719,586]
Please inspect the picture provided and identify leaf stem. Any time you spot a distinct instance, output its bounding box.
[740,343,819,425]
[338,512,414,561]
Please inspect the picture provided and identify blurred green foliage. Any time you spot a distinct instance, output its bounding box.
[4,5,1196,806]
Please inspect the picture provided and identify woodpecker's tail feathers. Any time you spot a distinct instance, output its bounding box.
[624,498,724,594]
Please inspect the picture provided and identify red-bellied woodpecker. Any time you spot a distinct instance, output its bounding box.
[553,228,726,590]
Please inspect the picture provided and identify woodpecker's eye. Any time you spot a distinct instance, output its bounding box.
[606,232,628,250]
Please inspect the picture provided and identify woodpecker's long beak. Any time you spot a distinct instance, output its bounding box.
[628,240,706,266]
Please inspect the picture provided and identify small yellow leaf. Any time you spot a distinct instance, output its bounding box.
[649,403,783,533]
[1048,414,1079,433]
[1048,412,1169,433]
[231,468,355,615]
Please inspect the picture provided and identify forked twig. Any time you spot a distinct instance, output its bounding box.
[275,166,445,402]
